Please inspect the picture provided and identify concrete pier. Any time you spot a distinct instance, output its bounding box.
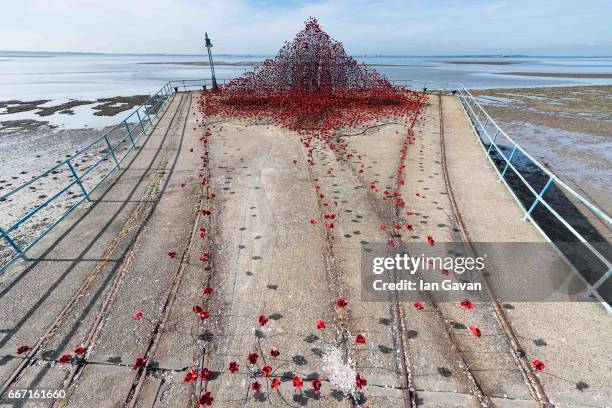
[0,91,609,407]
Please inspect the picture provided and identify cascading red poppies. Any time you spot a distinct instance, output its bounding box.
[200,18,425,137]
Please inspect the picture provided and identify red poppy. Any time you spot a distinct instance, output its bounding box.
[533,359,545,372]
[258,315,268,326]
[251,381,262,393]
[405,224,413,231]
[459,299,475,310]
[310,218,318,225]
[180,182,187,188]
[261,364,273,377]
[469,326,482,337]
[202,287,213,296]
[393,225,402,232]
[199,253,209,262]
[132,357,146,370]
[293,376,303,390]
[74,346,87,355]
[168,251,177,259]
[315,319,326,329]
[247,352,259,365]
[201,210,211,216]
[270,347,280,358]
[324,222,334,229]
[198,391,214,406]
[380,223,386,230]
[133,310,144,320]
[271,377,282,389]
[441,269,450,276]
[228,361,240,373]
[335,297,348,309]
[356,373,367,388]
[59,354,72,365]
[199,310,210,320]
[355,334,367,345]
[16,345,31,355]
[184,369,199,384]
[193,305,204,314]
[427,235,435,246]
[311,379,322,395]
[412,301,424,311]
[209,192,216,198]
[199,227,206,237]
[200,368,213,381]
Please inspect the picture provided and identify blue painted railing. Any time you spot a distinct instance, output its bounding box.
[0,81,175,272]
[454,85,611,310]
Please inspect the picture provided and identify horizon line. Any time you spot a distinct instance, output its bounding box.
[1,50,611,59]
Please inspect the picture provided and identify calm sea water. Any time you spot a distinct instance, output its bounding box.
[1,53,612,101]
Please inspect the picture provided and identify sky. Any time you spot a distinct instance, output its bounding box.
[0,0,611,56]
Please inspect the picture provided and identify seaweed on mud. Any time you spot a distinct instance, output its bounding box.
[92,95,149,116]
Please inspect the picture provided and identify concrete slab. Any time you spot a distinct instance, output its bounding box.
[0,91,608,408]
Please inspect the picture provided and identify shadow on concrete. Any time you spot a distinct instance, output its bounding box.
[481,136,611,305]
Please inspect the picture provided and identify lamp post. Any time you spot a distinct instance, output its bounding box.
[205,32,218,90]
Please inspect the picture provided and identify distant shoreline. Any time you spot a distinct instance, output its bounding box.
[496,72,612,78]
[445,61,524,65]
[138,61,434,67]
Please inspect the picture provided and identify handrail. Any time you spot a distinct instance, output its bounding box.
[1,78,610,308]
[0,81,175,272]
[453,85,610,310]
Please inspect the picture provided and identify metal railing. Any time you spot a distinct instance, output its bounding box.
[1,78,610,309]
[0,81,175,272]
[454,85,611,310]
[168,79,230,92]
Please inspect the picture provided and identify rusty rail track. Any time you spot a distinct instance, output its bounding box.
[436,94,553,407]
[58,92,192,407]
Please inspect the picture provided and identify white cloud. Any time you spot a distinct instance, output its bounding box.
[0,0,609,55]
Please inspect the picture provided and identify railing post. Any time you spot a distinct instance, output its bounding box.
[499,145,518,180]
[0,227,29,260]
[590,269,611,292]
[144,104,153,124]
[523,175,555,220]
[482,117,489,130]
[67,160,92,202]
[136,110,146,135]
[487,129,500,154]
[162,85,170,108]
[104,135,121,169]
[124,120,136,147]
